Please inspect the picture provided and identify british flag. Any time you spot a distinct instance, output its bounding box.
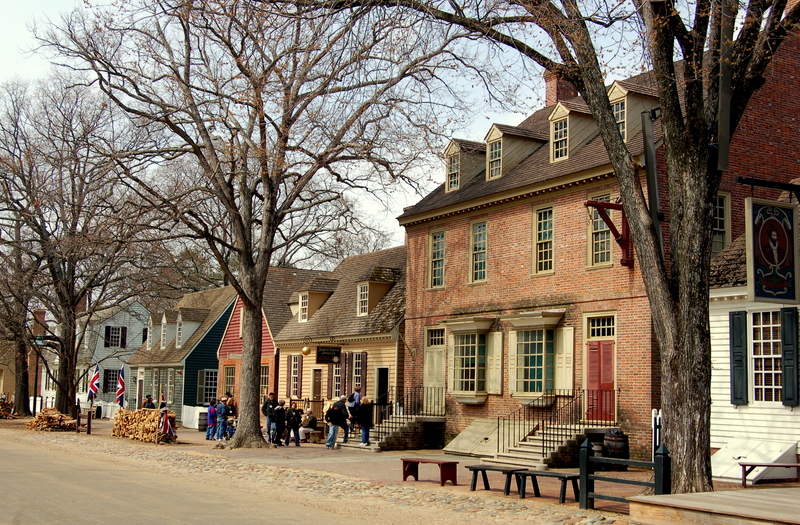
[87,365,100,401]
[115,367,125,407]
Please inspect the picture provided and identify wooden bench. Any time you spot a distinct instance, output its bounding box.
[739,462,800,488]
[401,458,459,486]
[516,470,581,504]
[465,465,525,495]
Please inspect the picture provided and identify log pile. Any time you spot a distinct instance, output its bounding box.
[25,408,77,431]
[112,408,177,444]
[0,400,15,419]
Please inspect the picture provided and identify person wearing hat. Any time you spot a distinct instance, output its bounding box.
[143,395,156,409]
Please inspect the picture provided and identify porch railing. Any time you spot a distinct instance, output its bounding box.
[372,386,446,439]
[496,389,620,456]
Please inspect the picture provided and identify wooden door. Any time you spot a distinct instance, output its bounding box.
[586,340,615,421]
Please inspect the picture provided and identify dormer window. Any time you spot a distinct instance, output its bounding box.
[148,320,154,349]
[553,119,568,160]
[612,100,626,141]
[488,140,502,179]
[447,154,460,190]
[357,283,369,316]
[176,319,183,349]
[160,322,167,349]
[299,292,309,322]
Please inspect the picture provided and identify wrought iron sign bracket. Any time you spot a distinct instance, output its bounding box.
[584,200,634,268]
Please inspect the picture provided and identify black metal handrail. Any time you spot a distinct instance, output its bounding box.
[372,386,446,440]
[497,389,620,456]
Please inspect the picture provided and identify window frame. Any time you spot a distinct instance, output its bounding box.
[488,140,502,179]
[429,229,446,288]
[552,118,569,160]
[357,283,369,316]
[533,205,554,275]
[176,319,183,349]
[611,99,626,141]
[290,355,301,398]
[514,329,555,394]
[198,369,218,405]
[352,353,364,389]
[451,333,487,394]
[223,366,235,397]
[447,153,460,191]
[259,365,269,404]
[712,192,731,258]
[470,220,488,283]
[588,192,613,268]
[750,310,784,403]
[299,292,309,322]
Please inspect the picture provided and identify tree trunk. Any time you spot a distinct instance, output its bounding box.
[13,336,31,416]
[228,297,268,448]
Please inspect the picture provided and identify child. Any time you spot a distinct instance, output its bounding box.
[206,398,217,440]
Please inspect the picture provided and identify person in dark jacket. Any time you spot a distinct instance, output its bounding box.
[324,396,349,449]
[356,398,374,447]
[273,400,286,446]
[284,401,303,446]
[215,398,228,447]
[143,395,156,409]
[260,392,278,443]
[206,398,217,441]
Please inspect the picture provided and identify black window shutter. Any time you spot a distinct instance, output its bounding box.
[361,351,368,396]
[120,327,127,348]
[103,369,111,394]
[781,307,799,406]
[729,310,748,405]
[104,326,111,348]
[285,355,291,398]
[327,364,333,399]
[297,354,304,397]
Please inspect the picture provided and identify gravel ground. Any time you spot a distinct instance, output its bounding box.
[1,421,629,525]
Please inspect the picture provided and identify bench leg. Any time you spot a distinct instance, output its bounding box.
[530,476,541,498]
[403,461,419,482]
[480,470,490,490]
[518,475,527,499]
[571,478,579,502]
[439,463,457,486]
[559,479,568,504]
[469,470,478,491]
[503,472,515,496]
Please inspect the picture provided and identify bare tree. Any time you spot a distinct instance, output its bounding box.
[0,76,163,416]
[285,0,800,491]
[39,0,479,447]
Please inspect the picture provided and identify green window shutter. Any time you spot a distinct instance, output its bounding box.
[781,307,798,406]
[197,370,205,405]
[729,311,748,405]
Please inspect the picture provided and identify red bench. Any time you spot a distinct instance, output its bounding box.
[401,458,459,486]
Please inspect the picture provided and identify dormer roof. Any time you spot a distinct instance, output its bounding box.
[487,124,549,141]
[450,138,486,153]
[177,308,209,323]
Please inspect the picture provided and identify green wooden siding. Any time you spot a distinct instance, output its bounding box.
[184,302,234,407]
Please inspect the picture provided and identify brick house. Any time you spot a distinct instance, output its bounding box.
[398,32,800,462]
[215,267,331,410]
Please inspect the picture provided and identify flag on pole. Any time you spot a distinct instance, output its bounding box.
[160,407,176,438]
[115,367,125,407]
[87,365,100,401]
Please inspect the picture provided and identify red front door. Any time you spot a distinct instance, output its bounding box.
[586,340,615,421]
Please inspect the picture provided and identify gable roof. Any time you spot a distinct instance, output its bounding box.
[261,267,334,335]
[275,245,406,342]
[129,286,238,365]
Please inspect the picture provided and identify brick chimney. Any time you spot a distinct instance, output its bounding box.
[544,71,578,106]
[32,309,46,337]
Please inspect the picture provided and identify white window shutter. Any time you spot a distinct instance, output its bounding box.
[447,334,455,392]
[555,327,574,390]
[508,331,517,395]
[486,332,503,394]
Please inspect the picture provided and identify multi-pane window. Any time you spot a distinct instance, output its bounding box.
[712,194,729,257]
[353,353,363,388]
[160,323,167,349]
[357,284,369,316]
[591,194,612,265]
[430,231,445,288]
[752,311,783,402]
[447,154,460,190]
[290,355,300,397]
[535,207,554,273]
[488,140,502,179]
[199,369,218,404]
[516,330,555,393]
[333,364,342,397]
[428,328,445,346]
[151,368,159,398]
[589,316,615,338]
[224,366,235,396]
[260,365,269,403]
[299,293,309,322]
[471,222,487,282]
[103,369,120,394]
[167,369,175,403]
[176,321,183,348]
[79,369,89,393]
[104,326,127,348]
[44,372,54,391]
[612,100,626,141]
[553,119,568,159]
[452,333,486,392]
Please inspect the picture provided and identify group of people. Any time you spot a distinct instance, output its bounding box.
[260,392,318,446]
[324,386,374,449]
[204,393,237,447]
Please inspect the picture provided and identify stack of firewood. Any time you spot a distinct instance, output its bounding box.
[0,400,15,419]
[25,408,77,431]
[112,408,177,444]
